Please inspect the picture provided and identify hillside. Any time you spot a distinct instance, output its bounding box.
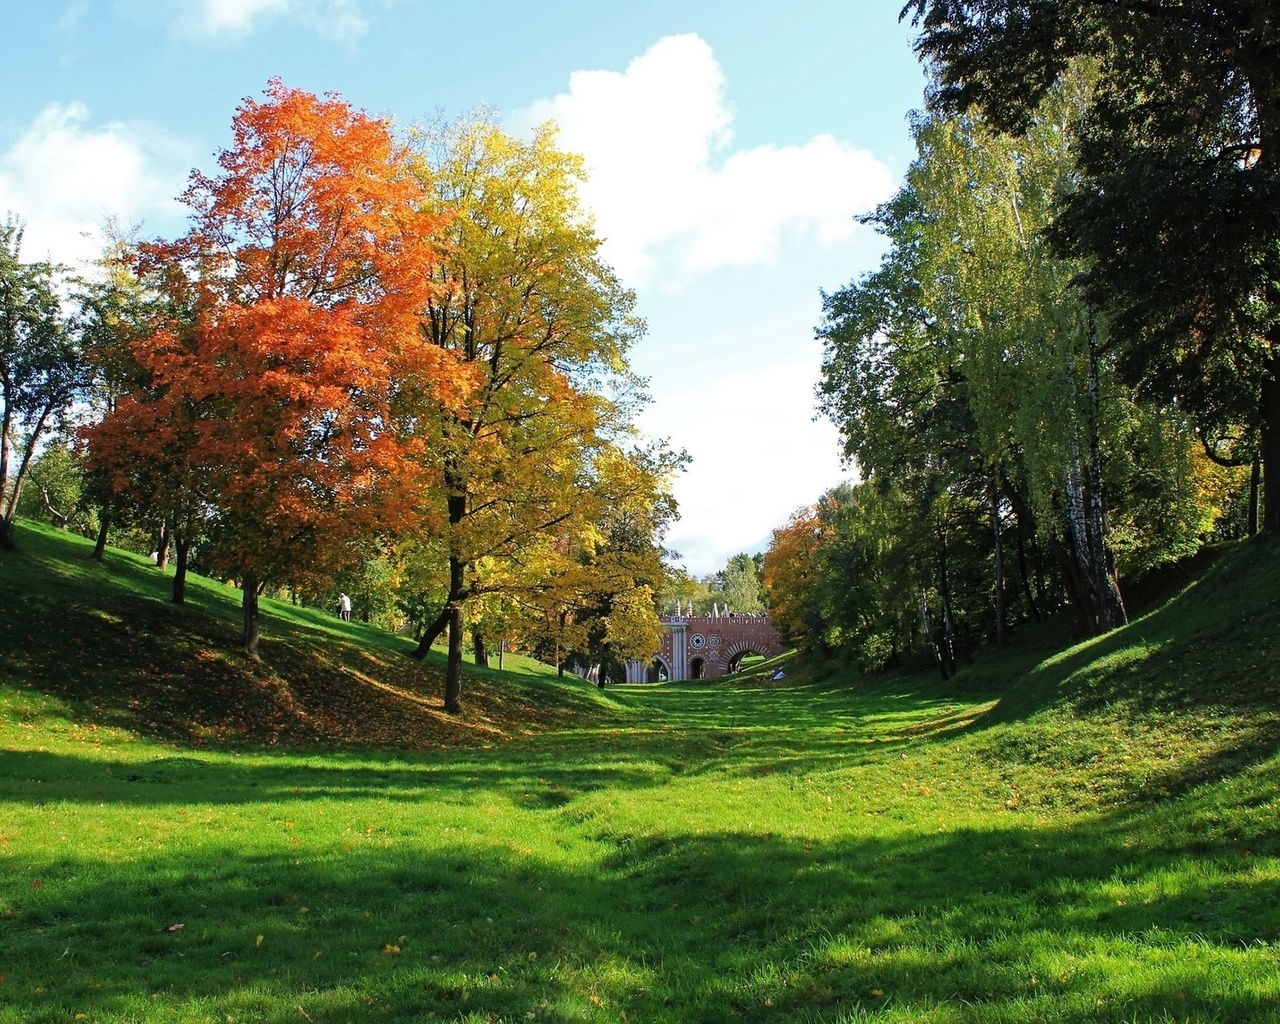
[2,520,1279,1023]
[0,519,619,750]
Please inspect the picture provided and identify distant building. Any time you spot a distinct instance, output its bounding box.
[622,605,785,682]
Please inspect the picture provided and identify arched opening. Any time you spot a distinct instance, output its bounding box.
[727,649,766,673]
[690,657,705,679]
[646,658,669,683]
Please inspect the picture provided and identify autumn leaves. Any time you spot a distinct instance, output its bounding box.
[83,81,675,707]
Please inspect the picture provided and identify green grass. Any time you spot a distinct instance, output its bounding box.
[2,520,1279,1022]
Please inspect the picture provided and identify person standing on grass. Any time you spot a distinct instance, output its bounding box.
[338,593,352,621]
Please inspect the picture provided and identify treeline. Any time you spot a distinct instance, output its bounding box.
[765,1,1278,673]
[0,81,683,709]
[662,552,766,617]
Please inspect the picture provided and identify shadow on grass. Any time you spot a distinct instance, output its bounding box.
[0,521,612,749]
[962,536,1280,730]
[3,794,1278,1024]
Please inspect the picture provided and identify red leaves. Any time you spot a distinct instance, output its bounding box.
[84,80,460,602]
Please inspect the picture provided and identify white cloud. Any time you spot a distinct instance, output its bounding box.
[645,357,854,575]
[57,1,90,32]
[516,34,896,288]
[181,0,367,41]
[0,103,193,269]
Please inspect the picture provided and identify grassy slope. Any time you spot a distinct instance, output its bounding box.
[1,521,1278,1023]
[0,520,616,750]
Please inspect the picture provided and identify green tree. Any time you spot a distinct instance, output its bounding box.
[905,0,1280,532]
[14,439,93,533]
[0,217,83,550]
[715,553,765,615]
[819,93,1141,639]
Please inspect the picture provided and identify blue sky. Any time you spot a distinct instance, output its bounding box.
[3,1,928,575]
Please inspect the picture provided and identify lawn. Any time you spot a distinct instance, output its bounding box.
[1,521,1278,1022]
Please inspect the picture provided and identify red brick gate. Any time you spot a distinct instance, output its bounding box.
[624,610,786,682]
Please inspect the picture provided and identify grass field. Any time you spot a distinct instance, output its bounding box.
[2,520,1278,1023]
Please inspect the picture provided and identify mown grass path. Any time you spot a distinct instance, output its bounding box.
[2,524,1279,1022]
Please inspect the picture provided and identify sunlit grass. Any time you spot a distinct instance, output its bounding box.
[1,522,1278,1021]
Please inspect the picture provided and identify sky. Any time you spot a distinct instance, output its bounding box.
[2,0,929,575]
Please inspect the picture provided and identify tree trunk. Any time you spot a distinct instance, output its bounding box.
[472,629,489,668]
[412,606,451,658]
[2,402,53,530]
[1248,454,1261,537]
[1084,311,1127,629]
[38,485,70,528]
[156,522,170,570]
[0,404,11,532]
[936,528,957,677]
[1015,530,1042,622]
[1046,530,1096,637]
[556,610,567,677]
[1261,353,1280,533]
[241,572,261,656]
[990,479,1008,647]
[92,510,111,561]
[173,535,191,604]
[444,603,463,713]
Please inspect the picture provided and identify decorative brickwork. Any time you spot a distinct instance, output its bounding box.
[623,611,785,682]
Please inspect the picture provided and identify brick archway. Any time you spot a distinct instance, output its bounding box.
[631,612,786,682]
[722,639,770,672]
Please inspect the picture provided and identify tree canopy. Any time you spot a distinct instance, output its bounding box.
[903,0,1280,531]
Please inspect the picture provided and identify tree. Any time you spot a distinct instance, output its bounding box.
[526,443,680,682]
[818,91,1142,638]
[0,217,82,549]
[85,81,447,652]
[75,223,168,563]
[14,439,93,533]
[762,503,828,654]
[404,113,653,711]
[904,0,1280,531]
[715,553,766,614]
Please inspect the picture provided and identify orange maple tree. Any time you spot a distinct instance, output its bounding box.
[760,503,826,651]
[87,81,465,653]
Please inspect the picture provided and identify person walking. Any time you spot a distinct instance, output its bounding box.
[338,592,352,622]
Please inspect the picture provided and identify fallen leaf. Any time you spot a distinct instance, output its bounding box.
[162,923,185,933]
[383,944,401,956]
[256,934,264,947]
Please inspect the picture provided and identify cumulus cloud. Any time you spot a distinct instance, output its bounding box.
[644,358,852,574]
[516,34,896,288]
[181,0,366,41]
[0,103,193,269]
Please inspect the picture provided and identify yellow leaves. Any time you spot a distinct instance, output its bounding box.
[383,944,401,956]
[255,934,265,947]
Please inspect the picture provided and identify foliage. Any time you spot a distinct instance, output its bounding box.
[0,217,83,548]
[84,81,452,652]
[403,112,675,707]
[810,82,1239,665]
[13,438,96,535]
[761,503,826,651]
[661,551,765,617]
[904,0,1280,532]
